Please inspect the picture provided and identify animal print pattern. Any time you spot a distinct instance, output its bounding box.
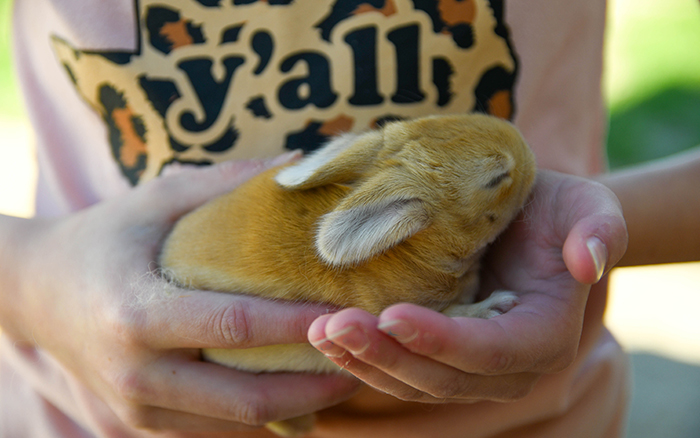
[52,0,517,185]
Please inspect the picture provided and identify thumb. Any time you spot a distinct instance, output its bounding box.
[560,180,628,284]
[137,151,302,223]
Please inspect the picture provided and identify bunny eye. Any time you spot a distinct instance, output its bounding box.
[484,171,511,189]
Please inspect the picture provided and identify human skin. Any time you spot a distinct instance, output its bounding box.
[308,169,629,404]
[7,143,695,435]
[306,146,700,418]
[597,147,700,266]
[0,154,361,436]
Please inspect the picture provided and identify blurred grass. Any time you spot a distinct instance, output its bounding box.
[607,87,700,167]
[604,0,700,168]
[0,0,23,118]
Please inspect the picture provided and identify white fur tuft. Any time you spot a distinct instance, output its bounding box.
[274,133,360,188]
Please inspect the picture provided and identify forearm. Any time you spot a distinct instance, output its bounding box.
[597,147,700,267]
[0,213,43,343]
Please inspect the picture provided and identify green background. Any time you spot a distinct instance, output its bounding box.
[604,0,700,168]
[0,0,21,117]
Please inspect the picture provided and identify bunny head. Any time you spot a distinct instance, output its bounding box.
[275,113,536,276]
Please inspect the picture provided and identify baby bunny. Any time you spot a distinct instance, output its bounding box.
[158,113,536,436]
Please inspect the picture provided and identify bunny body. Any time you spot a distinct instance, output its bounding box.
[159,114,536,375]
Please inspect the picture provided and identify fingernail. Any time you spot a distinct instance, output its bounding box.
[587,237,607,282]
[270,150,303,166]
[327,326,370,355]
[311,338,346,357]
[378,319,417,344]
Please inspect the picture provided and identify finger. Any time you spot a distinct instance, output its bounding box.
[316,351,450,404]
[137,282,337,349]
[376,294,582,376]
[137,152,302,224]
[111,405,260,434]
[562,211,628,284]
[543,171,628,284]
[77,383,261,437]
[137,357,359,426]
[309,311,447,403]
[310,309,539,402]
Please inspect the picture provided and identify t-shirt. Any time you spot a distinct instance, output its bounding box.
[12,0,607,216]
[2,1,625,437]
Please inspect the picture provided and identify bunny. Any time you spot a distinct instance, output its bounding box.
[158,113,536,436]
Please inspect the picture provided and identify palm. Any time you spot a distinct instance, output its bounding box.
[308,169,628,402]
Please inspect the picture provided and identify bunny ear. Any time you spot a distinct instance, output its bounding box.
[316,196,431,267]
[275,130,384,190]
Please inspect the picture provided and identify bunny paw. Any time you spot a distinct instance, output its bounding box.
[442,291,519,319]
[477,291,520,318]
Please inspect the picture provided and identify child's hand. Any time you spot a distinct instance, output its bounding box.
[307,169,627,403]
[1,155,359,434]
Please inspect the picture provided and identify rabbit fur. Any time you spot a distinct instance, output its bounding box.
[160,112,536,370]
[158,113,536,435]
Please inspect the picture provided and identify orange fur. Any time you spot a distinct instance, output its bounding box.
[161,114,534,313]
[159,113,536,437]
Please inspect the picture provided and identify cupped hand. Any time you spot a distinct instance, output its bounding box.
[307,169,628,403]
[5,154,359,435]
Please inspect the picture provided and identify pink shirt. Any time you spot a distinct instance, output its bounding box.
[13,0,607,216]
[2,1,625,437]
